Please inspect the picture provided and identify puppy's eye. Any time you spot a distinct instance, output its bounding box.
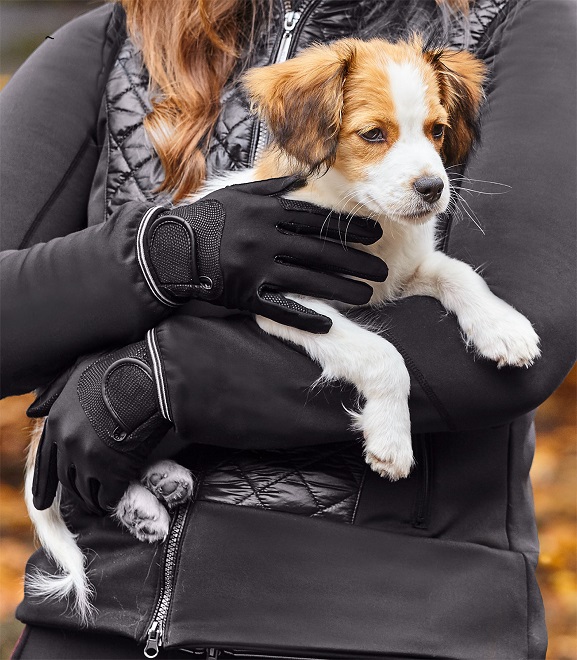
[432,124,445,139]
[359,128,386,143]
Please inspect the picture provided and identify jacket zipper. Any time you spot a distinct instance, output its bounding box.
[412,434,433,529]
[143,503,190,658]
[251,0,319,164]
[146,7,321,656]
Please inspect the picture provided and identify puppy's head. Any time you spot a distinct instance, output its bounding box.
[244,37,485,225]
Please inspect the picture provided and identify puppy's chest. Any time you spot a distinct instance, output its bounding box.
[359,227,434,306]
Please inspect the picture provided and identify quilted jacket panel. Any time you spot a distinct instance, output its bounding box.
[191,442,368,523]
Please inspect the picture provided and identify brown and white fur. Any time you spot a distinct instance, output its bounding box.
[25,35,541,621]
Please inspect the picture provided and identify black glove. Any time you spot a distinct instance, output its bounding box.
[138,176,388,333]
[29,342,171,513]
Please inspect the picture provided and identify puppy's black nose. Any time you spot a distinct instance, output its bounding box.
[414,176,444,204]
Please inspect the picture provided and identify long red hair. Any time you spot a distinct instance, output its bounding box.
[119,0,471,202]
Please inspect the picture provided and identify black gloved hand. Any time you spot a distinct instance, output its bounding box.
[29,342,171,513]
[138,176,388,333]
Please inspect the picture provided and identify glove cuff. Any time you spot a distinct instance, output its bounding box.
[137,203,224,307]
[77,341,171,454]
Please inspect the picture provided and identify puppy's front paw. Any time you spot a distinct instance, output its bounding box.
[357,398,414,481]
[364,448,414,481]
[142,460,194,509]
[465,304,541,368]
[115,484,170,543]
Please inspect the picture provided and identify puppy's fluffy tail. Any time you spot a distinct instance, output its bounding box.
[24,422,95,624]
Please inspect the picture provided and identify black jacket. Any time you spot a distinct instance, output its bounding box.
[2,1,576,658]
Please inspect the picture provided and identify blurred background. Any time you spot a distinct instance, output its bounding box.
[0,1,576,658]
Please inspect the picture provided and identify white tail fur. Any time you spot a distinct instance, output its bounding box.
[24,423,96,624]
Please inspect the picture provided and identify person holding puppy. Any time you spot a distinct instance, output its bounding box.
[2,0,575,657]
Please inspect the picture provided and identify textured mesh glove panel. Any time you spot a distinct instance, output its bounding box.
[149,220,196,291]
[104,362,158,431]
[77,342,168,453]
[151,200,225,301]
[259,290,322,318]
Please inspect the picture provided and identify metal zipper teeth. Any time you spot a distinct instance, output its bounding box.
[143,503,189,658]
[251,0,319,164]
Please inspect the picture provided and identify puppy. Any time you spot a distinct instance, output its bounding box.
[25,36,540,621]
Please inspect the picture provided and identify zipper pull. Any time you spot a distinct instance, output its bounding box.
[206,650,220,659]
[144,621,162,658]
[276,10,302,63]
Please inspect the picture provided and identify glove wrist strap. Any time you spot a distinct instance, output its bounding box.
[137,204,224,307]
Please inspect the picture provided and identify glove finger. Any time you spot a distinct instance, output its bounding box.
[96,479,127,513]
[277,200,384,245]
[256,292,333,334]
[32,425,59,511]
[229,175,306,197]
[70,466,108,515]
[268,265,375,306]
[276,238,388,283]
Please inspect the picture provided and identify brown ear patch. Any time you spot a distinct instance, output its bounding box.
[243,41,357,171]
[425,48,486,166]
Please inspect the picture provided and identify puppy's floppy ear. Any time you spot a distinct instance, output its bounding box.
[243,40,356,170]
[425,48,486,166]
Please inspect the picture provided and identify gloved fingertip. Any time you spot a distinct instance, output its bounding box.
[371,261,389,282]
[32,432,59,510]
[91,479,115,516]
[32,490,55,511]
[278,175,308,194]
[355,224,383,245]
[348,282,374,306]
[292,312,333,334]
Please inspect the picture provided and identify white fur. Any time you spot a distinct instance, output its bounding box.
[24,430,95,624]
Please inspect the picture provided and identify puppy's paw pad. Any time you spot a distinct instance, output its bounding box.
[115,484,170,543]
[142,460,194,509]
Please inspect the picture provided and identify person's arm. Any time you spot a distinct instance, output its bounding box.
[352,0,576,433]
[0,5,172,396]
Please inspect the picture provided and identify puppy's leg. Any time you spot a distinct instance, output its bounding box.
[405,251,541,367]
[257,299,413,480]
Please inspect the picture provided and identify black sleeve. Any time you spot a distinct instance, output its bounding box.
[0,5,170,397]
[354,0,576,433]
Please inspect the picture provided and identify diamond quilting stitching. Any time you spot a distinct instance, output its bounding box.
[233,461,273,510]
[293,467,324,510]
[196,443,367,523]
[116,55,151,115]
